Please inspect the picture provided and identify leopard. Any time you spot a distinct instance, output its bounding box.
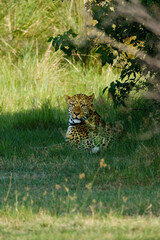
[64,93,115,153]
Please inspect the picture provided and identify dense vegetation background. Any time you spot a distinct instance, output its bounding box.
[0,0,160,239]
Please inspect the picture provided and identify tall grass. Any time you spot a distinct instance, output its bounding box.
[0,0,119,114]
[0,52,119,113]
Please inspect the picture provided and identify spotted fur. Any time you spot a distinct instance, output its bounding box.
[64,93,114,153]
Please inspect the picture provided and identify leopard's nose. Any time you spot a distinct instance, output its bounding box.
[74,112,80,116]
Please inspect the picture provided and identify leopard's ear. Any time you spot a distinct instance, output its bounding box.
[64,95,71,102]
[88,93,95,100]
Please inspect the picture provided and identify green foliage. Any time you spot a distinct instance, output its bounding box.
[140,0,160,7]
[104,57,141,105]
[96,44,117,66]
[50,0,160,106]
[92,0,160,105]
[106,80,135,106]
[48,29,77,56]
[49,29,93,63]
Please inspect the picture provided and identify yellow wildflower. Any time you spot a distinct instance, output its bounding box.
[55,184,61,190]
[79,173,85,179]
[100,158,107,168]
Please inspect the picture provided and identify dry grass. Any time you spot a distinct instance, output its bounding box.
[1,213,160,240]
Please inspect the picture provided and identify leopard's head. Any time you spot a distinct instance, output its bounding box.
[64,93,95,124]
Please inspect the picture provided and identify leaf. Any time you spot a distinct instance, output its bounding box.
[102,86,108,94]
[48,37,53,42]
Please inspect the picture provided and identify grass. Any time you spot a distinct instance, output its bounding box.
[0,0,160,239]
[1,214,160,240]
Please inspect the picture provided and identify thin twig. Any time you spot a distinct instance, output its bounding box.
[69,0,73,24]
[63,57,80,72]
[4,173,12,203]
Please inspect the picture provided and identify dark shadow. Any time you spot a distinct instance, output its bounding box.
[0,97,160,216]
[0,101,68,158]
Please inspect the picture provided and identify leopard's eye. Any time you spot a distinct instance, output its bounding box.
[81,104,87,108]
[70,102,74,106]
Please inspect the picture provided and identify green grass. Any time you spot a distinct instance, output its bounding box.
[0,0,160,239]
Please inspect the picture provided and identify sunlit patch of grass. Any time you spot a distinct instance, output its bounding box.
[0,210,160,239]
